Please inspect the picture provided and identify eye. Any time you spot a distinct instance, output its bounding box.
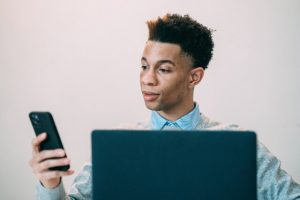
[158,68,171,74]
[141,65,148,70]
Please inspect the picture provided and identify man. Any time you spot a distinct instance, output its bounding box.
[30,14,300,199]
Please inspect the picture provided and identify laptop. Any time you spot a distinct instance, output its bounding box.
[92,130,256,200]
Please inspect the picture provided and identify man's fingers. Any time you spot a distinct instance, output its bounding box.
[29,133,74,188]
[32,133,47,153]
[36,158,70,172]
[39,169,75,180]
[35,149,65,163]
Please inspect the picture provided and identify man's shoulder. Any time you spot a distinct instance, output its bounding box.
[116,121,151,130]
[195,113,242,131]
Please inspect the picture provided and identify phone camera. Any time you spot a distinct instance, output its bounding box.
[30,114,40,126]
[32,114,39,120]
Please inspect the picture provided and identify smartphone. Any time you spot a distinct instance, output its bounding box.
[29,111,70,171]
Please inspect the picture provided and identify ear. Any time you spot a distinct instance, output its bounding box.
[188,67,204,88]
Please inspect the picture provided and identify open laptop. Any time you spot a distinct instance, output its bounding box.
[92,130,257,200]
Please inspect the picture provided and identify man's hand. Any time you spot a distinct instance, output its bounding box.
[29,133,74,188]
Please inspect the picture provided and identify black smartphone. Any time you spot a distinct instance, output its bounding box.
[29,111,70,171]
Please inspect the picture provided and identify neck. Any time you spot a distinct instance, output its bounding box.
[158,100,195,121]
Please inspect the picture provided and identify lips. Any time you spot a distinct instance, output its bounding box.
[142,91,159,101]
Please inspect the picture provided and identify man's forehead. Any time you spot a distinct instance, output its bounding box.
[142,41,182,61]
[142,41,193,68]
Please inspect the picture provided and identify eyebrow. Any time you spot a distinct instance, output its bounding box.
[141,57,176,67]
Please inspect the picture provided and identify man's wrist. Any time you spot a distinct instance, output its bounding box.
[40,177,61,189]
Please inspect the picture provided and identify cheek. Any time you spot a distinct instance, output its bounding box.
[162,78,188,99]
[139,72,143,85]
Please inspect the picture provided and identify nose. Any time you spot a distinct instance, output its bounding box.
[141,69,158,86]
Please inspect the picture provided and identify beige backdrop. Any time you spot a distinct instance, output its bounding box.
[0,0,299,198]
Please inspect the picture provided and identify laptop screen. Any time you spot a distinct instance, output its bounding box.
[92,130,256,200]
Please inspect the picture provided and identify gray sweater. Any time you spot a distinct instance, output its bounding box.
[36,114,300,200]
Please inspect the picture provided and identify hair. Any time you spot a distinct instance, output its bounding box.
[147,14,214,69]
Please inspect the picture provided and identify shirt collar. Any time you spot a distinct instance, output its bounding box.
[151,103,201,130]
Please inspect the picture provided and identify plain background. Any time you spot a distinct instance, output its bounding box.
[0,0,299,198]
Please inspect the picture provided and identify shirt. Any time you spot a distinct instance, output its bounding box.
[151,103,201,130]
[36,107,300,200]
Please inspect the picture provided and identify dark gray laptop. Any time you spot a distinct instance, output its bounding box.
[92,130,256,200]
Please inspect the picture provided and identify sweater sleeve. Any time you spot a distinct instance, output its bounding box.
[257,142,300,200]
[68,162,92,199]
[36,180,67,200]
[35,162,92,200]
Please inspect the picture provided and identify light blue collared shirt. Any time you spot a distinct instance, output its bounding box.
[151,103,201,130]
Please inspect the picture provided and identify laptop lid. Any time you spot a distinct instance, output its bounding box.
[92,130,256,200]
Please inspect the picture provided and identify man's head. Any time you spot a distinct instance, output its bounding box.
[147,13,214,69]
[140,14,214,120]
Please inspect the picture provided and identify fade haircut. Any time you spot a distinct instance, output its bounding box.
[147,14,214,69]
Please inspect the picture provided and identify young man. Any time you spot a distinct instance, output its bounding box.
[30,14,300,199]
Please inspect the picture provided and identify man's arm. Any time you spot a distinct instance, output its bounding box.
[35,161,92,200]
[29,133,74,199]
[257,142,300,200]
[68,162,93,199]
[36,180,67,200]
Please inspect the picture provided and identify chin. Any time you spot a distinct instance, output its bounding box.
[144,102,162,111]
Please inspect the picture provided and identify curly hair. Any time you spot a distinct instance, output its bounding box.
[147,14,214,69]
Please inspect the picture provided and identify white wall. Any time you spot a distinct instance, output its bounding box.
[0,0,299,198]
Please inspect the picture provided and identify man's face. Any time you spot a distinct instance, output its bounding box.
[140,41,193,113]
